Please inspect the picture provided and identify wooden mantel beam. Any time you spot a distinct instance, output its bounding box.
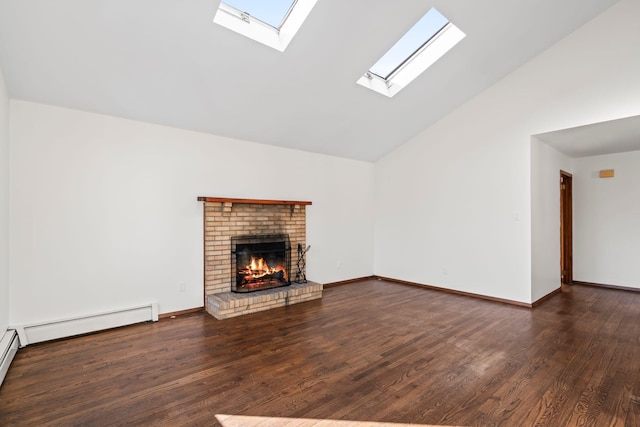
[197,197,312,206]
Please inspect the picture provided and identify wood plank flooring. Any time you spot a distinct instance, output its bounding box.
[1,280,639,426]
[215,413,442,426]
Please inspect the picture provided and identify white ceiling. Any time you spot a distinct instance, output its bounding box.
[0,0,622,162]
[536,115,640,158]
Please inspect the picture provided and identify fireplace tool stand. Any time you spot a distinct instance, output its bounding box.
[295,243,310,284]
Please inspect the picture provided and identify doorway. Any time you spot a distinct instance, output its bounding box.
[560,171,573,284]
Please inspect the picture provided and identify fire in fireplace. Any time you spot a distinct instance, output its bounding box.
[231,234,291,293]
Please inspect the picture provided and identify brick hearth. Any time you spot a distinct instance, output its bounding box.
[198,197,322,319]
[206,281,322,319]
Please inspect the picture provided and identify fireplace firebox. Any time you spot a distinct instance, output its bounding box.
[231,234,291,293]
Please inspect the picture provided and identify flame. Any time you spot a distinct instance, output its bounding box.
[242,257,287,282]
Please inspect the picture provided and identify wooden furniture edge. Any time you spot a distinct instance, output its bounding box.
[573,281,640,293]
[198,197,312,206]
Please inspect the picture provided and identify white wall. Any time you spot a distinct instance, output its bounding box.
[374,0,640,303]
[573,150,640,289]
[530,139,572,302]
[0,65,10,334]
[5,1,640,329]
[9,101,374,325]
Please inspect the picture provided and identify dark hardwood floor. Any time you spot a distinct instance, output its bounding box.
[1,280,639,426]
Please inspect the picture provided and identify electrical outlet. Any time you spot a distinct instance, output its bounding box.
[179,282,186,292]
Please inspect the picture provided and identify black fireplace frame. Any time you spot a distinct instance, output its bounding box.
[230,234,292,293]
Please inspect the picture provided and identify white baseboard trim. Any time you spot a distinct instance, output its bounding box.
[0,329,20,387]
[12,303,159,347]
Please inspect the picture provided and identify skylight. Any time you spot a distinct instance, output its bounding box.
[214,0,317,52]
[222,0,296,29]
[357,8,465,98]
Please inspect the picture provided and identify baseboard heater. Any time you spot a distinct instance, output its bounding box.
[0,329,20,387]
[13,303,159,347]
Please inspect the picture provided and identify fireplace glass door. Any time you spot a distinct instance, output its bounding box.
[231,234,291,292]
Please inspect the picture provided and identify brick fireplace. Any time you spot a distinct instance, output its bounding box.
[198,197,322,319]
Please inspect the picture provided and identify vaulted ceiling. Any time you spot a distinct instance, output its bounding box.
[0,0,621,162]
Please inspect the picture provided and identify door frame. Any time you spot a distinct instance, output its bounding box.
[560,171,573,284]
